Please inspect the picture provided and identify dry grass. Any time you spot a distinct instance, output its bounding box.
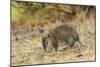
[11,1,96,66]
[11,13,96,66]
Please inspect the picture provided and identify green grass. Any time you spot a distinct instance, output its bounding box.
[11,1,95,28]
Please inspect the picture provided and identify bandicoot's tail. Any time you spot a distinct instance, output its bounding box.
[78,40,85,47]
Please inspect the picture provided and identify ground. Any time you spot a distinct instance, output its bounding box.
[11,13,96,66]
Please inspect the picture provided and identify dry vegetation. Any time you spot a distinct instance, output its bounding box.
[11,1,96,66]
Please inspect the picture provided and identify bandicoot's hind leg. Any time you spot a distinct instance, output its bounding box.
[67,37,75,48]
